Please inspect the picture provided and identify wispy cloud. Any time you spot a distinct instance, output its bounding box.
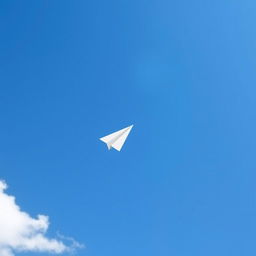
[0,180,83,256]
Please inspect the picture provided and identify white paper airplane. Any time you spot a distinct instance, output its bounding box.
[100,125,134,151]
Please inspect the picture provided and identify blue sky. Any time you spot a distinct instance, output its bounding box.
[1,1,256,255]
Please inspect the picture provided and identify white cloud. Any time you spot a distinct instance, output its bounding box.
[0,180,82,256]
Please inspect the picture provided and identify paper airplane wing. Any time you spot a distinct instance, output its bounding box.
[100,127,128,145]
[111,127,132,151]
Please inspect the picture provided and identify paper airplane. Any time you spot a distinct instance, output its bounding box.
[100,125,134,151]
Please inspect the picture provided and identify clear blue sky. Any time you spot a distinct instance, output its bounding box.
[1,1,256,255]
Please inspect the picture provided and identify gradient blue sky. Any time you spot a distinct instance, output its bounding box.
[1,1,256,256]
